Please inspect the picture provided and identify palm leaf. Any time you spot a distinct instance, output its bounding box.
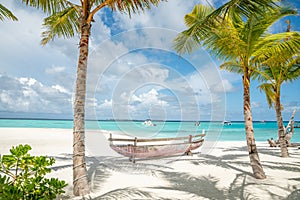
[258,83,275,108]
[173,30,202,55]
[203,18,246,61]
[41,6,79,45]
[173,4,214,55]
[184,4,214,28]
[105,0,161,16]
[220,61,243,74]
[252,32,300,66]
[207,0,280,20]
[282,54,300,82]
[243,5,296,52]
[0,4,18,21]
[21,0,71,14]
[253,65,275,82]
[174,4,246,60]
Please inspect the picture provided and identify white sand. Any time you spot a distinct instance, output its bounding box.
[1,128,300,199]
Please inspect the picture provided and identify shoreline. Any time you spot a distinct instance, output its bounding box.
[1,128,300,199]
[0,118,287,122]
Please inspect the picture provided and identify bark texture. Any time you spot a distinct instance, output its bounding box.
[73,19,91,196]
[243,74,266,179]
[275,93,289,157]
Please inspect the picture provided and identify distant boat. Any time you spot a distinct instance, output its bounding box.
[143,119,156,126]
[195,121,200,126]
[295,122,300,128]
[222,120,232,125]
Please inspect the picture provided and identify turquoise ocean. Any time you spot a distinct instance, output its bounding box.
[0,119,299,142]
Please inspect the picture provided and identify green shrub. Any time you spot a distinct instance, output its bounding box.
[0,144,67,199]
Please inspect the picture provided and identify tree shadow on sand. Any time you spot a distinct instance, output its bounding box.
[83,155,235,199]
[51,146,300,199]
[187,147,300,199]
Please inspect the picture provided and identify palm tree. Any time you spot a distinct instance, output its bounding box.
[174,1,300,179]
[257,50,300,157]
[20,0,161,196]
[0,4,18,21]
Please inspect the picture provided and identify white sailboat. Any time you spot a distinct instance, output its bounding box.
[143,119,156,126]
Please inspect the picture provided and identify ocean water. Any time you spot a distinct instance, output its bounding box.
[0,119,299,142]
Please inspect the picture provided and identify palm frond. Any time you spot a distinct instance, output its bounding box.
[106,0,161,16]
[21,0,70,14]
[173,4,214,55]
[252,32,300,65]
[174,4,246,60]
[252,65,276,82]
[282,54,300,82]
[41,6,79,45]
[173,29,202,55]
[243,5,297,53]
[184,4,214,28]
[207,0,280,20]
[0,4,18,21]
[255,53,300,110]
[203,19,246,61]
[220,61,243,74]
[258,83,275,108]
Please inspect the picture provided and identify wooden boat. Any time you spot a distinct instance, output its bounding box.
[108,133,205,162]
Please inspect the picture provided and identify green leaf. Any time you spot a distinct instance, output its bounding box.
[41,6,79,45]
[9,144,32,157]
[0,4,18,21]
[0,144,67,199]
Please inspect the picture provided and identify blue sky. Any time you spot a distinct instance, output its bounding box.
[0,0,299,121]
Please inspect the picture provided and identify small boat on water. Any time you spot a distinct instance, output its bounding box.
[108,133,205,162]
[143,119,156,126]
[195,121,200,126]
[222,120,232,125]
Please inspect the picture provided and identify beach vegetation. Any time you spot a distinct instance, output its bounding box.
[19,0,162,196]
[0,144,67,200]
[173,0,299,179]
[0,4,18,21]
[256,25,300,157]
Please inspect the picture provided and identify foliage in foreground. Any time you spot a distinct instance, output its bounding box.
[0,144,67,199]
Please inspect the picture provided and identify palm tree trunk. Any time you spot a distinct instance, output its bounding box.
[275,94,289,157]
[73,19,91,196]
[243,74,266,179]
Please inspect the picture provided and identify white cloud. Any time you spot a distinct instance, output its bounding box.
[130,89,168,106]
[0,0,227,120]
[51,85,70,94]
[100,99,113,108]
[90,13,112,45]
[0,75,72,114]
[46,66,66,74]
[114,0,199,31]
[19,77,37,86]
[214,79,235,93]
[85,40,227,120]
[119,88,169,120]
[2,0,297,121]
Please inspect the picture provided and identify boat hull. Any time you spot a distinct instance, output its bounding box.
[110,139,204,159]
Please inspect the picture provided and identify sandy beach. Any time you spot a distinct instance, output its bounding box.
[1,128,300,199]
